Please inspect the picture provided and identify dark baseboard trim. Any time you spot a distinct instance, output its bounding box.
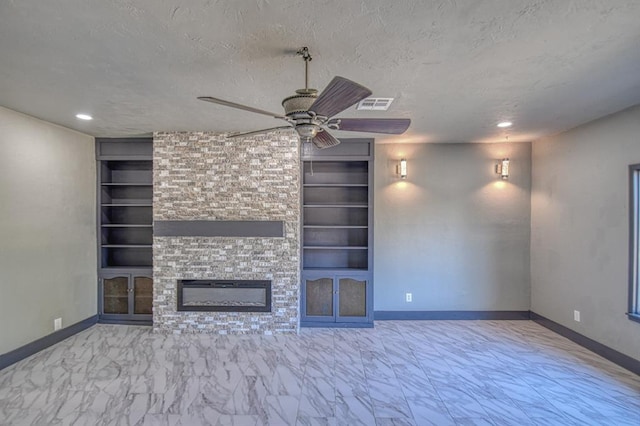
[531,312,640,376]
[300,321,374,328]
[0,315,98,371]
[374,310,531,320]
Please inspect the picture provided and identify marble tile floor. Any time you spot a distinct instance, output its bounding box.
[0,320,639,426]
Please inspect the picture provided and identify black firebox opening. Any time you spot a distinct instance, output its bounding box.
[177,280,271,312]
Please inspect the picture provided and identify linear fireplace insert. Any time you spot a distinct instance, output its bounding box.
[177,280,271,312]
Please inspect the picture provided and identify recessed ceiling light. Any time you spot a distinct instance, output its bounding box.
[76,113,93,120]
[497,121,512,128]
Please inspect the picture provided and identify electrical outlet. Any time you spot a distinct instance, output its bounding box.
[54,318,62,331]
[573,310,581,322]
[406,293,412,302]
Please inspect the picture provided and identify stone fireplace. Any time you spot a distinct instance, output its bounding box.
[152,131,300,334]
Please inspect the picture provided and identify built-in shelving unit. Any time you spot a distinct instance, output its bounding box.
[300,140,374,327]
[97,138,153,324]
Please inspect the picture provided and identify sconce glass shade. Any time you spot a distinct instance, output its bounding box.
[496,158,510,180]
[398,159,407,179]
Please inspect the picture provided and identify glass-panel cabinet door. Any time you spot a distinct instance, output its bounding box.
[337,277,367,320]
[305,277,334,318]
[133,276,153,314]
[103,276,129,314]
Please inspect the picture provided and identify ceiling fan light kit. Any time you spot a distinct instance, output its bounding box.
[198,47,411,149]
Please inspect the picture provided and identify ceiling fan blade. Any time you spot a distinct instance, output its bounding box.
[312,130,341,149]
[198,96,288,120]
[308,76,372,119]
[328,118,411,134]
[227,126,293,138]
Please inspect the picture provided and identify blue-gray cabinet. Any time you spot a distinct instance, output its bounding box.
[301,271,373,325]
[100,271,153,323]
[300,139,374,327]
[97,138,153,324]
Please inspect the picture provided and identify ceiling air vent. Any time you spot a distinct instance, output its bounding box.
[356,97,394,111]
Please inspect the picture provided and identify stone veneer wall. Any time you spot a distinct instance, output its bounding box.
[152,131,300,334]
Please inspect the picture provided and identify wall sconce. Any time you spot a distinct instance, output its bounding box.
[397,159,407,179]
[495,158,510,180]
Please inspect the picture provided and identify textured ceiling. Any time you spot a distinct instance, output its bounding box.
[1,1,640,143]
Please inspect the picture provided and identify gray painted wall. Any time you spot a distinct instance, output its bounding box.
[0,106,96,355]
[374,142,531,311]
[531,105,640,361]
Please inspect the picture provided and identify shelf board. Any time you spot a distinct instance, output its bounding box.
[303,246,368,250]
[303,267,369,271]
[101,224,153,228]
[100,266,153,271]
[303,225,368,229]
[101,183,152,186]
[101,203,152,207]
[104,264,153,268]
[303,184,368,187]
[102,245,152,248]
[303,204,368,208]
[102,159,152,168]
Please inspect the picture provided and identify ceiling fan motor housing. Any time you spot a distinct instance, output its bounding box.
[282,89,318,118]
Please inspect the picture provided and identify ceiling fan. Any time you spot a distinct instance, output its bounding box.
[198,47,411,149]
